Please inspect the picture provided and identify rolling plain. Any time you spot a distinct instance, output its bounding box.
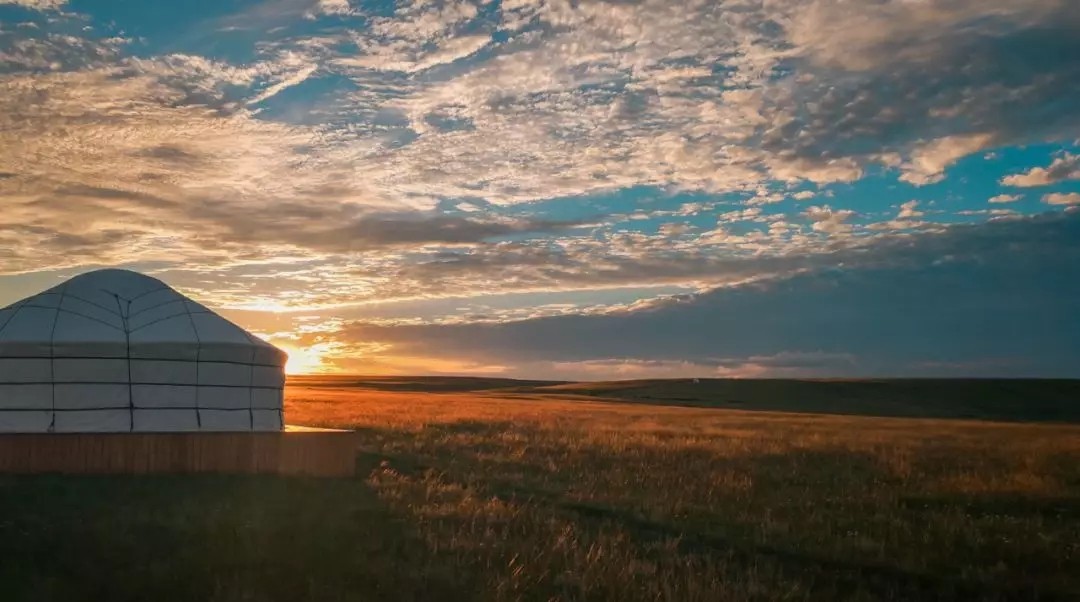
[1,376,1078,601]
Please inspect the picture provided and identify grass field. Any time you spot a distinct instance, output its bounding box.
[2,377,1079,601]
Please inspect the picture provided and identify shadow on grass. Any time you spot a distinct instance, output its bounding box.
[0,472,475,602]
[521,379,1080,423]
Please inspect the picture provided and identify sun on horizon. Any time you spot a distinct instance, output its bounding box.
[280,344,332,375]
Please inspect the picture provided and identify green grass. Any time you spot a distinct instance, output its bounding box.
[2,379,1079,601]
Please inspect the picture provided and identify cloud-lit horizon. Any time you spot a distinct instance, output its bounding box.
[2,0,1079,378]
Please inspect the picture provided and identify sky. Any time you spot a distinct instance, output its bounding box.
[1,0,1079,379]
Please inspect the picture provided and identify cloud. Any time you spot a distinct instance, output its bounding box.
[865,200,929,231]
[770,0,1080,183]
[2,0,1080,325]
[341,214,1080,378]
[540,352,858,380]
[235,213,592,252]
[334,0,489,73]
[0,0,65,10]
[1002,152,1080,187]
[5,0,1080,218]
[0,27,129,71]
[989,194,1022,204]
[321,0,1080,204]
[897,200,923,219]
[315,0,353,17]
[339,32,490,73]
[804,205,855,234]
[956,208,1017,218]
[899,135,995,186]
[247,63,318,105]
[1043,192,1080,206]
[0,60,328,270]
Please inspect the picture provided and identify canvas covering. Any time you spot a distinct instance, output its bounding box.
[0,269,287,432]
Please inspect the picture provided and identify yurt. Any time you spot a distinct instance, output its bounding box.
[0,269,286,433]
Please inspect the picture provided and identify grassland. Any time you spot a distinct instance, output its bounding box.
[2,377,1079,601]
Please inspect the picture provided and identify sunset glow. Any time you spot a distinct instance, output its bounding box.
[281,344,332,376]
[0,0,1077,379]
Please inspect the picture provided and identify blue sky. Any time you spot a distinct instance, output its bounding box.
[1,0,1078,377]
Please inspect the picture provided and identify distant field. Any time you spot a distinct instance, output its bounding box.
[291,375,1080,422]
[2,377,1079,601]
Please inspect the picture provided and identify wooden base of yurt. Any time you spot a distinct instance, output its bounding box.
[0,426,357,477]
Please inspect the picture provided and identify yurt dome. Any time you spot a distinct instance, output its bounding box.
[0,269,286,433]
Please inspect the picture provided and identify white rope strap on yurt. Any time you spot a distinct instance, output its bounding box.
[180,301,203,430]
[247,337,258,431]
[61,291,124,320]
[239,330,270,432]
[0,300,26,333]
[111,293,135,432]
[47,285,69,433]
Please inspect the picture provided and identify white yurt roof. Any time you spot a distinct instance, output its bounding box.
[0,269,283,364]
[0,269,287,433]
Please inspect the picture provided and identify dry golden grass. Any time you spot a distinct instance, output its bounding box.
[282,380,1080,601]
[1,378,1077,601]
